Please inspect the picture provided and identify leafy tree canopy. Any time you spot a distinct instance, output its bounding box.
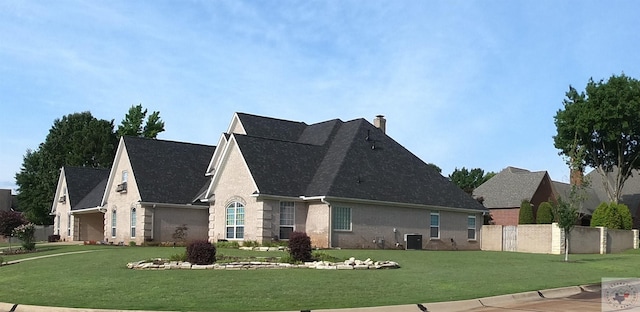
[15,112,117,225]
[449,167,496,194]
[117,104,165,139]
[554,73,640,203]
[0,210,27,237]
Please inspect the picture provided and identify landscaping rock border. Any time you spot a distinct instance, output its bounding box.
[127,257,400,270]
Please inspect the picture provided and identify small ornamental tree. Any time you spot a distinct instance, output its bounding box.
[288,231,312,262]
[536,202,554,224]
[186,240,216,265]
[518,200,535,224]
[591,202,633,230]
[14,223,36,251]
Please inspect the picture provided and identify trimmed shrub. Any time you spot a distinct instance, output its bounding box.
[591,202,633,230]
[288,231,312,262]
[186,240,217,265]
[518,200,535,224]
[536,202,554,224]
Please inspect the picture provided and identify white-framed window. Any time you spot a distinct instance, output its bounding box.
[130,208,136,238]
[279,201,295,240]
[430,212,440,239]
[468,215,476,240]
[226,202,245,239]
[122,170,128,183]
[67,213,72,237]
[111,209,117,237]
[332,206,352,231]
[56,214,60,235]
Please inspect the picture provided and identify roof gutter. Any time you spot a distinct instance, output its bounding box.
[139,202,209,209]
[70,206,105,215]
[299,196,486,214]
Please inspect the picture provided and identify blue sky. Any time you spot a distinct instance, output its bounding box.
[1,1,639,192]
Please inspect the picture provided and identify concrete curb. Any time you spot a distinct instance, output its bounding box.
[478,290,542,307]
[0,304,173,312]
[538,286,582,299]
[425,298,484,312]
[580,283,601,293]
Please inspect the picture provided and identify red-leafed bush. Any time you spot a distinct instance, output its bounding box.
[186,240,217,265]
[288,231,312,262]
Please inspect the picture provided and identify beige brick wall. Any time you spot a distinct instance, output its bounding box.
[607,228,634,253]
[208,141,263,243]
[516,224,553,253]
[305,201,329,248]
[568,226,601,254]
[327,200,482,250]
[480,225,503,251]
[104,145,142,244]
[52,175,73,241]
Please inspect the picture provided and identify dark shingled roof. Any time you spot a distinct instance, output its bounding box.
[64,167,110,209]
[473,167,547,208]
[123,136,215,205]
[74,177,108,210]
[233,113,485,211]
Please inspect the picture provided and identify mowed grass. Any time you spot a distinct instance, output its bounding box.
[1,245,640,311]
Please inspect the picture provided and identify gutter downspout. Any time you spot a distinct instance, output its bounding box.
[321,197,332,249]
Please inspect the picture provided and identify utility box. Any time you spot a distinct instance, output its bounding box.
[405,234,422,250]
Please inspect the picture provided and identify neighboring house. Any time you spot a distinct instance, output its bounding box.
[472,167,556,225]
[102,136,215,245]
[50,167,110,241]
[0,189,17,212]
[474,166,640,227]
[203,113,488,250]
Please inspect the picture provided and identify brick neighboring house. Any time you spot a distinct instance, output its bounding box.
[203,113,488,250]
[473,167,556,225]
[101,136,215,245]
[50,167,110,241]
[474,166,640,227]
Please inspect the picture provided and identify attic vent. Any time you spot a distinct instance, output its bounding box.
[116,182,128,193]
[365,129,371,141]
[58,195,66,203]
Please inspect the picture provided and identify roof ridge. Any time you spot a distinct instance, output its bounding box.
[236,112,308,126]
[232,133,321,147]
[123,135,214,148]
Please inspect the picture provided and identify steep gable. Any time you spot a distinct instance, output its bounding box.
[63,167,110,208]
[123,136,216,205]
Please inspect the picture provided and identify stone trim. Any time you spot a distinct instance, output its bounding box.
[126,257,400,270]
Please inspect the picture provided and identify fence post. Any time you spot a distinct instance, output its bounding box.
[598,227,607,254]
[633,229,639,250]
[551,223,563,255]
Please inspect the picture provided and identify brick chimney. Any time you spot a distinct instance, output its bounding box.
[374,115,386,134]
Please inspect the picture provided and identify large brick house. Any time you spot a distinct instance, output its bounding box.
[203,113,487,250]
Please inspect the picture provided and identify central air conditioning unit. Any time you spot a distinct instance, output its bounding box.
[58,195,66,203]
[404,234,422,250]
[116,182,127,192]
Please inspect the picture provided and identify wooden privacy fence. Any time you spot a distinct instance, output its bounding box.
[481,223,639,254]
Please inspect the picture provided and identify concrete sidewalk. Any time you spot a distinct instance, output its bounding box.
[0,285,604,312]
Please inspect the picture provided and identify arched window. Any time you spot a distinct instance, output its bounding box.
[67,213,72,237]
[130,208,136,238]
[226,202,245,239]
[56,214,60,235]
[111,209,117,237]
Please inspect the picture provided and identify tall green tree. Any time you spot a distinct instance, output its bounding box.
[117,104,165,139]
[427,163,442,174]
[449,167,496,194]
[15,112,117,225]
[554,74,640,203]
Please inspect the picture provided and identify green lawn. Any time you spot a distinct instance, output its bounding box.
[1,245,639,311]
